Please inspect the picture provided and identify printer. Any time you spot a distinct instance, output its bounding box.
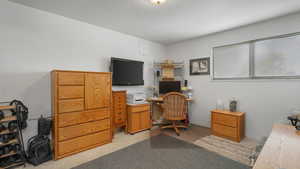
[127,92,147,104]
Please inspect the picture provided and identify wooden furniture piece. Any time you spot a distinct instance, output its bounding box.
[160,92,188,136]
[253,124,300,169]
[112,91,127,133]
[51,70,112,160]
[211,109,245,142]
[127,104,151,134]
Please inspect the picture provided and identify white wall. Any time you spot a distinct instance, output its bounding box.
[2,0,300,144]
[166,12,300,140]
[0,0,166,143]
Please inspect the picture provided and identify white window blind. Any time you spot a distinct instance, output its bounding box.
[254,35,300,77]
[212,33,300,80]
[213,43,250,79]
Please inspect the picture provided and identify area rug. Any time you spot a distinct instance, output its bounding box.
[72,134,250,169]
[194,135,257,166]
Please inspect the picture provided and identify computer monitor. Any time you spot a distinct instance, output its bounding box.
[159,81,181,94]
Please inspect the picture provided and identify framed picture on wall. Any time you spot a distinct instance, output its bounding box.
[190,57,210,75]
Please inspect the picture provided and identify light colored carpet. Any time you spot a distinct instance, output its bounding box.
[194,135,257,166]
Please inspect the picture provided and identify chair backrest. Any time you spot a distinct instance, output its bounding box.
[162,92,187,120]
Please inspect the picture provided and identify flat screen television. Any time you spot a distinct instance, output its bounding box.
[159,81,181,94]
[110,57,144,86]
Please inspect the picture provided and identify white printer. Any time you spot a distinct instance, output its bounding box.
[127,92,147,104]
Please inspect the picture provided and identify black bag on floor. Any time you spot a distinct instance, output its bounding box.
[27,135,52,166]
[38,115,52,136]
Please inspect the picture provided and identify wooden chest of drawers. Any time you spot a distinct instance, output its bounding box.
[112,91,127,130]
[211,110,245,142]
[127,104,151,134]
[51,70,112,160]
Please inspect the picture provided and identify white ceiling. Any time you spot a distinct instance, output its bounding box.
[9,0,300,45]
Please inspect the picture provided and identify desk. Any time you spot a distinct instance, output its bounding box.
[147,97,193,125]
[148,97,193,102]
[253,124,300,169]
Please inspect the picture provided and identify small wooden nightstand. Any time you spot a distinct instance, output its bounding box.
[127,104,151,134]
[211,109,245,142]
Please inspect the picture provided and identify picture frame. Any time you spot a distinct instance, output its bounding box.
[190,57,210,75]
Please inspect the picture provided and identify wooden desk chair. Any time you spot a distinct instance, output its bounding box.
[161,92,188,136]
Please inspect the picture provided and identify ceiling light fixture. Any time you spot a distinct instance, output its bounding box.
[150,0,166,5]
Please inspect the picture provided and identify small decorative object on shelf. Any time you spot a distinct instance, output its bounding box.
[181,86,192,98]
[160,60,175,80]
[229,98,238,112]
[288,114,300,130]
[153,60,185,83]
[216,99,224,110]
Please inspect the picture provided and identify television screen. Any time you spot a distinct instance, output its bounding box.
[159,81,181,94]
[110,57,144,86]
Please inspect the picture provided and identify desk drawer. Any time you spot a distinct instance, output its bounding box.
[213,113,237,127]
[58,108,110,127]
[127,105,150,113]
[58,119,110,141]
[213,123,237,138]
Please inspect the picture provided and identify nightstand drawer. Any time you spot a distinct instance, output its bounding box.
[213,123,237,138]
[213,113,237,127]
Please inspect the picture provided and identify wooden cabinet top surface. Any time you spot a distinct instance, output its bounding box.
[52,70,111,74]
[211,109,245,116]
[253,124,300,169]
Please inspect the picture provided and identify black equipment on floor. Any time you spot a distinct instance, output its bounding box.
[0,101,27,169]
[10,100,29,129]
[288,114,300,130]
[38,115,52,136]
[0,133,17,143]
[0,110,4,120]
[26,116,52,166]
[27,135,52,166]
[0,124,6,132]
[8,121,18,131]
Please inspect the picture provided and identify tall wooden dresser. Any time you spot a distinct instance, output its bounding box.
[112,91,127,132]
[51,70,112,160]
